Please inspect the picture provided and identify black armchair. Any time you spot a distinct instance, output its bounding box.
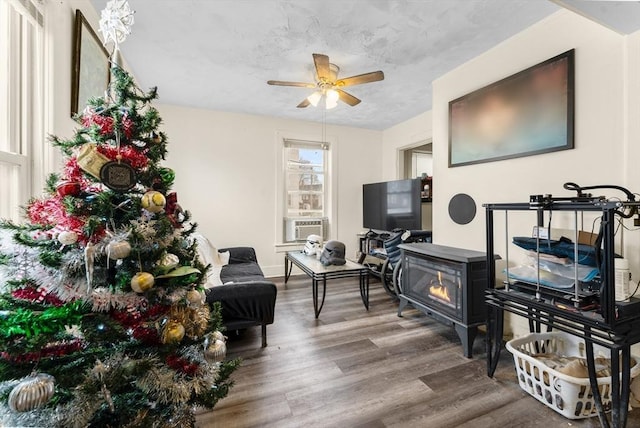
[204,247,277,347]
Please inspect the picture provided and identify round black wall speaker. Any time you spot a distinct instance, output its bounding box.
[448,193,476,225]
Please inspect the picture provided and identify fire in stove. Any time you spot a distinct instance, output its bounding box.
[428,271,456,308]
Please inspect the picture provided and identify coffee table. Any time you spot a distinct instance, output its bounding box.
[284,251,370,318]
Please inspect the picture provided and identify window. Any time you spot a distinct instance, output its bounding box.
[0,0,46,221]
[275,136,333,246]
[283,139,328,218]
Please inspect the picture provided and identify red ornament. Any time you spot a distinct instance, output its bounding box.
[56,181,81,197]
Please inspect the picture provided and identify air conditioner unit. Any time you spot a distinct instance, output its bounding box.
[284,217,328,242]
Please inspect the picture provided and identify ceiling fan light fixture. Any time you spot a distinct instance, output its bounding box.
[326,89,339,103]
[307,91,322,107]
[268,53,383,109]
[325,88,339,109]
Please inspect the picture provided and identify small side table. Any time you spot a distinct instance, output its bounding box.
[285,251,369,318]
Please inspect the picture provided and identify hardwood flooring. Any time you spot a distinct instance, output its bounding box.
[195,276,640,428]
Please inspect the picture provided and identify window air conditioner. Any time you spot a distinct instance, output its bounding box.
[284,217,328,242]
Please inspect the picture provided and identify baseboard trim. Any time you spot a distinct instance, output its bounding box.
[262,264,303,278]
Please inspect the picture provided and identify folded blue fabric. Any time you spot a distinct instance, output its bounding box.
[512,236,599,267]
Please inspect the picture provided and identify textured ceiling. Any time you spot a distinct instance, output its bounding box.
[88,1,631,130]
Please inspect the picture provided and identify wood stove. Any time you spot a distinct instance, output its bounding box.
[397,243,496,358]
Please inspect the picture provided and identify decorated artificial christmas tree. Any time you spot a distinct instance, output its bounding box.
[0,2,238,426]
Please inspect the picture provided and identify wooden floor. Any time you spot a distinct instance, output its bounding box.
[195,276,640,428]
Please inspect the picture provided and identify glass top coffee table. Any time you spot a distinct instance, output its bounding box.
[285,251,370,318]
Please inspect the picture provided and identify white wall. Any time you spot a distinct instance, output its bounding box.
[158,104,382,276]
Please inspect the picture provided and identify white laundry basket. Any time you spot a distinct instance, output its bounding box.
[506,331,640,419]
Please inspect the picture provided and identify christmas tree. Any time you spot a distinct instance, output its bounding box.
[0,2,238,426]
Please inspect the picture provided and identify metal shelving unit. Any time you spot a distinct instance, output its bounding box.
[484,198,640,428]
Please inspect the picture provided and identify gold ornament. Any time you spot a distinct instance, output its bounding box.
[131,272,154,293]
[169,304,210,339]
[204,334,227,364]
[141,190,166,213]
[107,240,131,260]
[186,287,204,307]
[162,320,185,344]
[8,373,55,412]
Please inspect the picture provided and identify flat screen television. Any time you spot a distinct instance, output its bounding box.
[363,178,422,231]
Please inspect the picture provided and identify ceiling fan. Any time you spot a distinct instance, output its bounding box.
[267,53,384,109]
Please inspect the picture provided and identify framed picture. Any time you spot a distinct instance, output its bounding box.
[448,49,574,167]
[71,9,110,117]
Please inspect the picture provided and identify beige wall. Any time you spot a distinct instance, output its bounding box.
[47,0,98,156]
[382,10,640,338]
[432,10,626,262]
[158,104,382,276]
[381,111,433,181]
[44,0,384,276]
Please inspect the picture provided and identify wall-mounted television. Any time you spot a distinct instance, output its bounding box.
[363,178,422,231]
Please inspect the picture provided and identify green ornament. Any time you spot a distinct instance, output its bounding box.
[158,167,175,187]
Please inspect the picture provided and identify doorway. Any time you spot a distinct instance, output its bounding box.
[398,140,432,231]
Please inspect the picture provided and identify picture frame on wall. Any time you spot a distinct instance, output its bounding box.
[71,9,110,117]
[448,49,574,167]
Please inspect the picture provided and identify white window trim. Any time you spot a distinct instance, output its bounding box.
[275,130,338,248]
[0,0,51,222]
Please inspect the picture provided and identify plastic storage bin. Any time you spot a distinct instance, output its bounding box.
[506,332,640,419]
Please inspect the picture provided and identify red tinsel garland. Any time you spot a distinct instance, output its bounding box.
[166,354,199,376]
[96,145,149,170]
[121,113,135,140]
[112,304,170,346]
[111,304,170,328]
[26,192,107,243]
[27,196,65,227]
[131,325,161,346]
[62,157,87,185]
[12,287,65,306]
[27,198,87,242]
[0,339,84,363]
[81,108,135,140]
[82,110,115,136]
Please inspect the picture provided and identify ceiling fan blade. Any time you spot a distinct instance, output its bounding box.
[297,98,311,108]
[267,80,316,88]
[337,89,361,106]
[336,71,384,87]
[313,53,331,80]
